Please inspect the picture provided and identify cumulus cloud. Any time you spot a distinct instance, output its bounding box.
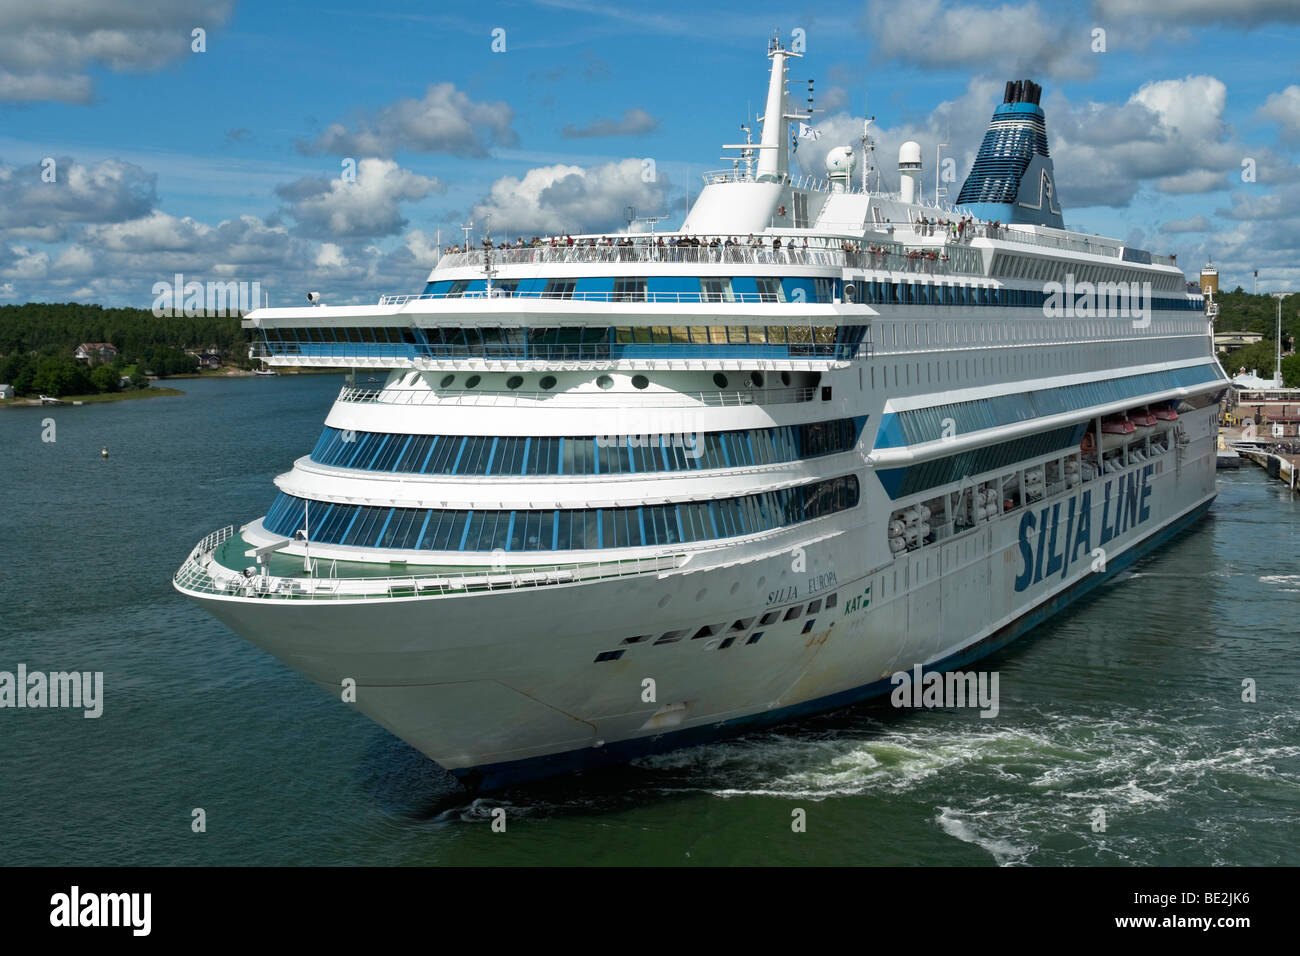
[1048,76,1237,207]
[0,1,234,103]
[276,158,442,239]
[0,157,157,240]
[1257,85,1300,144]
[1094,0,1300,25]
[470,158,672,236]
[862,0,1093,80]
[298,83,517,157]
[562,108,659,138]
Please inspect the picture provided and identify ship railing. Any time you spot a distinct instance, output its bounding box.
[379,289,831,306]
[425,241,982,277]
[336,383,820,408]
[174,534,685,601]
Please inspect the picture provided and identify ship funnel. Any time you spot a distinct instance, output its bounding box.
[898,141,921,205]
[956,78,1064,228]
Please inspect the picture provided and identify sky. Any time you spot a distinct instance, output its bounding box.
[1,0,1300,308]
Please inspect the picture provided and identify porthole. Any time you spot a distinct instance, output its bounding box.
[713,372,729,389]
[780,371,791,386]
[439,374,455,388]
[750,371,764,387]
[506,375,524,390]
[539,375,557,390]
[465,375,481,389]
[596,374,614,390]
[632,374,649,389]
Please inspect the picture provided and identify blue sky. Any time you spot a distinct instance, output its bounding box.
[2,0,1300,307]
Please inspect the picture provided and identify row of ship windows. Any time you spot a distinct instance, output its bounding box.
[878,425,1083,500]
[595,595,839,661]
[990,252,1186,291]
[881,365,1220,448]
[428,273,1194,304]
[875,313,1201,352]
[308,418,864,475]
[854,280,1201,310]
[259,324,869,360]
[866,337,1204,394]
[262,476,859,552]
[428,276,822,303]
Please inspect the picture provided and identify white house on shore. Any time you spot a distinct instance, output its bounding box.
[74,342,119,364]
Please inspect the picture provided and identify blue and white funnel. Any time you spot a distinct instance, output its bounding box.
[956,79,1064,229]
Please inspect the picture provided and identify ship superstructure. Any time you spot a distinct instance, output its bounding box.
[175,37,1225,789]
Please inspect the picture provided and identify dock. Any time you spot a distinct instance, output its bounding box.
[1235,446,1299,490]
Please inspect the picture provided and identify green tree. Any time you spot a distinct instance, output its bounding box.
[31,357,90,397]
[89,364,121,393]
[1222,340,1276,378]
[1282,353,1300,388]
[0,352,36,396]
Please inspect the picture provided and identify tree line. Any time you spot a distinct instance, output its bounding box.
[1216,289,1300,386]
[0,302,253,397]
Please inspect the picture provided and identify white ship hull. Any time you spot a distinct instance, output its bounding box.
[188,406,1216,789]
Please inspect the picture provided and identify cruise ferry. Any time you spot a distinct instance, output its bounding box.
[175,37,1226,790]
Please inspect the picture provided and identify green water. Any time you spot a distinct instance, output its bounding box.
[1,375,1296,865]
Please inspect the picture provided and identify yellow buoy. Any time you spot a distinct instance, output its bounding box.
[101,447,109,458]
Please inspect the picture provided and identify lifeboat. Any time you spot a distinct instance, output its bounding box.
[1152,402,1179,421]
[1101,415,1136,434]
[1128,407,1158,428]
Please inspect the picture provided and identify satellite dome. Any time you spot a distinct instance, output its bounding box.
[825,145,856,175]
[899,141,922,166]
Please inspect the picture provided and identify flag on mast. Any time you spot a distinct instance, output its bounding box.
[799,123,822,141]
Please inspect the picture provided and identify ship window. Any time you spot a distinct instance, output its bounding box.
[464,375,481,389]
[750,371,764,387]
[759,610,780,626]
[439,374,455,388]
[755,277,785,302]
[543,278,576,299]
[713,373,729,389]
[506,375,524,390]
[596,374,614,390]
[692,624,722,639]
[806,599,822,614]
[622,634,650,645]
[783,606,802,621]
[801,619,817,634]
[746,632,764,645]
[539,375,557,390]
[701,278,733,302]
[825,593,838,609]
[632,374,649,389]
[655,629,688,645]
[613,278,647,302]
[447,280,470,297]
[730,618,756,631]
[593,650,625,663]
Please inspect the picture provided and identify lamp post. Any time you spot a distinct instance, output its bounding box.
[1270,292,1291,388]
